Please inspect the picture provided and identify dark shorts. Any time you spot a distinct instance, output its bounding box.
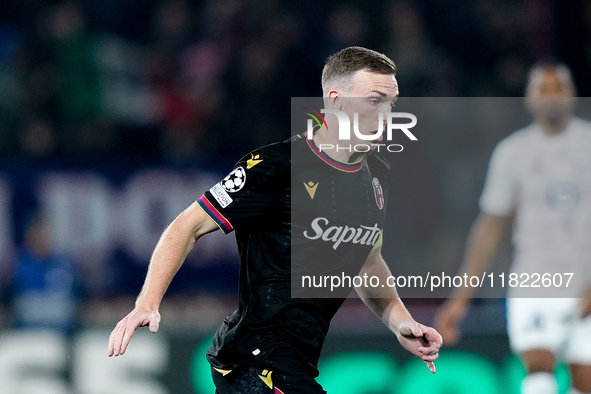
[211,364,326,394]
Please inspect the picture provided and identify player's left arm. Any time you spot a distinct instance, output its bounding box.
[355,244,442,373]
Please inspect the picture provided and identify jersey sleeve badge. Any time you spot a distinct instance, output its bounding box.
[222,167,246,193]
[372,177,384,210]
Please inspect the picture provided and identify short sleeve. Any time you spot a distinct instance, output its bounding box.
[197,146,285,234]
[478,139,517,217]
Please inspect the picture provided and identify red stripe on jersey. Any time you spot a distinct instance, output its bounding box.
[306,138,363,172]
[197,195,234,234]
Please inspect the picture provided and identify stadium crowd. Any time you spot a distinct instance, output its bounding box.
[0,0,588,163]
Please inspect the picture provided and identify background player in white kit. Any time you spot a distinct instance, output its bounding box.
[434,64,591,394]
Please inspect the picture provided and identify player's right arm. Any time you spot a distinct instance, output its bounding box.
[108,201,218,357]
[433,211,507,345]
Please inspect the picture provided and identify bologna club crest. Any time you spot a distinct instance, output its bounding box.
[372,177,384,210]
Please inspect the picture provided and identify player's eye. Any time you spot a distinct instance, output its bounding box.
[368,98,380,106]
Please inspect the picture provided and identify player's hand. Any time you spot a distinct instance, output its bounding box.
[433,298,469,346]
[108,305,161,357]
[396,321,442,374]
[580,287,591,318]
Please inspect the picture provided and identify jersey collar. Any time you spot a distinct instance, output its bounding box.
[306,137,363,172]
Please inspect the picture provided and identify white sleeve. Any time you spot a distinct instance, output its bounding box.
[478,139,516,217]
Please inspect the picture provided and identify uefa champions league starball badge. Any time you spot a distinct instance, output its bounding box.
[222,167,246,193]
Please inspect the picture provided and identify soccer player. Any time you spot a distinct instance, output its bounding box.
[434,64,591,394]
[108,47,442,393]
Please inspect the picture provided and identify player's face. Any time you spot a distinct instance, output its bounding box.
[526,70,576,126]
[340,70,399,147]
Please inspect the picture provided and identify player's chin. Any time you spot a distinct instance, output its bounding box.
[365,135,383,147]
[367,142,381,151]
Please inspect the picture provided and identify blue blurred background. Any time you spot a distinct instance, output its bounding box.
[0,0,589,392]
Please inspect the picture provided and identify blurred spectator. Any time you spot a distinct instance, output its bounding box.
[76,118,117,157]
[493,53,529,96]
[322,4,369,54]
[152,0,193,54]
[198,0,245,49]
[381,1,459,96]
[154,40,229,161]
[10,213,80,335]
[0,24,24,133]
[47,1,102,126]
[19,118,57,158]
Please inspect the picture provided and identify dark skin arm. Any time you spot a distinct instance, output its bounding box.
[433,212,508,345]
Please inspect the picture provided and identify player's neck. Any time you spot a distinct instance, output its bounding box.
[536,117,571,136]
[312,127,364,164]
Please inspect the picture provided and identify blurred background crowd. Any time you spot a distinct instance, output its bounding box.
[0,1,590,392]
[1,0,590,163]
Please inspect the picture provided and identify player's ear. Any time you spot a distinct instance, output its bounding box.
[327,90,341,109]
